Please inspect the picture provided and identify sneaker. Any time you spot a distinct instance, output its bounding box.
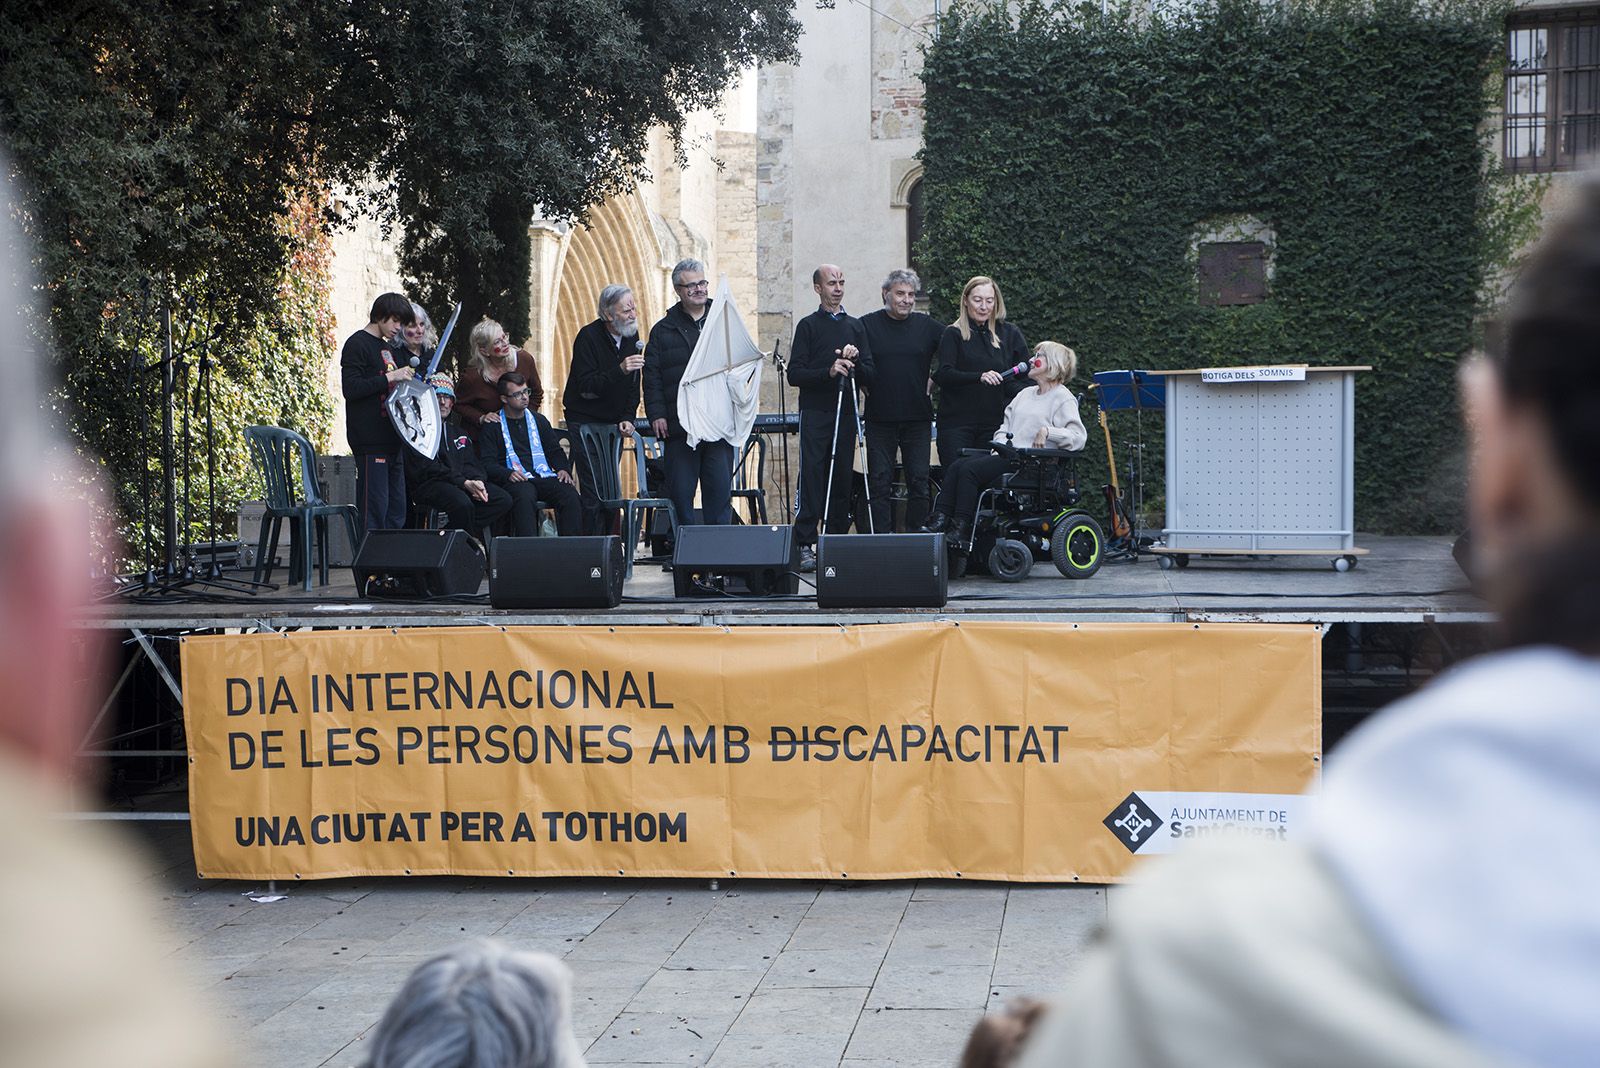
[799,545,817,573]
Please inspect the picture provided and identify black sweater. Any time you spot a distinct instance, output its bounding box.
[563,318,642,427]
[642,302,708,438]
[859,309,942,422]
[787,308,876,413]
[933,321,1029,428]
[340,328,402,454]
[477,411,571,485]
[405,413,487,493]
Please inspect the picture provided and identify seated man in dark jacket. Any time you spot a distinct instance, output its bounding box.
[477,373,583,536]
[404,374,513,537]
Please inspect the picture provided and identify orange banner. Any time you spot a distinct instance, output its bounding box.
[180,622,1320,882]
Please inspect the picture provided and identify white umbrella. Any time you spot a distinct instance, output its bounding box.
[676,276,765,450]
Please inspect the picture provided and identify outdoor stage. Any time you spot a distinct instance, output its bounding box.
[86,534,1484,632]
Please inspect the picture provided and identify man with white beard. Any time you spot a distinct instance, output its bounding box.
[563,283,645,534]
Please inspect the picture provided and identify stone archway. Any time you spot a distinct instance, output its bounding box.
[526,192,669,423]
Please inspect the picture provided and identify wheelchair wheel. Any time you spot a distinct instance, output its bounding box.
[1051,511,1104,579]
[989,539,1034,583]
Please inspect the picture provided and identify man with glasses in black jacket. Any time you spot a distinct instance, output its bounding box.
[643,259,736,528]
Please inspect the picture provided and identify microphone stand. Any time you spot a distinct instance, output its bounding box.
[770,338,794,522]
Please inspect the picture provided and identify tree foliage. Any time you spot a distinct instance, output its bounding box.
[365,0,799,352]
[0,0,798,566]
[920,0,1542,534]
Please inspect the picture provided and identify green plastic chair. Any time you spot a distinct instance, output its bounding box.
[577,424,678,577]
[243,426,360,591]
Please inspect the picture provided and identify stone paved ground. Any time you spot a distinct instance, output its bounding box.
[133,824,1108,1067]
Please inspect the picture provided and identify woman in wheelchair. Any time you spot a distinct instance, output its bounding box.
[922,341,1087,548]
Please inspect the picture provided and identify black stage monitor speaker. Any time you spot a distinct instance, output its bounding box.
[816,533,948,609]
[354,529,485,599]
[672,524,800,597]
[489,536,625,609]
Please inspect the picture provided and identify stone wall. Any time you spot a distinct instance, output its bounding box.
[325,193,404,454]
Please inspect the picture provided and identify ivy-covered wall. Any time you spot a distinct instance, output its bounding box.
[919,0,1539,533]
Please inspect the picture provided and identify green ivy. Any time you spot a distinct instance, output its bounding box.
[920,0,1541,533]
[63,195,336,571]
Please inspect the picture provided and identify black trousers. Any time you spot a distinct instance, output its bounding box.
[865,420,932,533]
[569,422,617,536]
[664,437,736,526]
[412,480,514,535]
[505,477,583,536]
[935,420,1000,470]
[357,451,407,535]
[932,454,1013,525]
[795,403,858,545]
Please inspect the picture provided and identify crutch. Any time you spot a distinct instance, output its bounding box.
[821,371,849,536]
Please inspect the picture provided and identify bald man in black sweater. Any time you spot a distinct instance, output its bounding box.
[787,264,875,571]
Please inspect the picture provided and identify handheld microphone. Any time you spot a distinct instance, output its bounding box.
[999,356,1044,381]
[409,355,421,370]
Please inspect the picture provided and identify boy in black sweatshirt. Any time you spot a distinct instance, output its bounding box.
[340,293,417,534]
[787,264,875,569]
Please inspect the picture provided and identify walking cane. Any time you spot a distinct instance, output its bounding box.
[821,370,849,536]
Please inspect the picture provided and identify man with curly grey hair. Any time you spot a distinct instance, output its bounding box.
[365,940,585,1068]
[860,268,942,532]
[564,283,645,533]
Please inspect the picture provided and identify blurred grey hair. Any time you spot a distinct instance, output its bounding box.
[596,284,633,320]
[882,268,921,293]
[0,153,49,520]
[670,259,705,288]
[365,940,584,1068]
[410,302,438,349]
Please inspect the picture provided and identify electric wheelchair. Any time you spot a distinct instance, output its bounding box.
[945,440,1106,582]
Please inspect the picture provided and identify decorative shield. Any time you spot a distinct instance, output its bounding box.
[386,377,442,458]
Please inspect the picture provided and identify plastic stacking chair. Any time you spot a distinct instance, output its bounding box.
[243,426,360,591]
[578,424,678,577]
[731,434,769,524]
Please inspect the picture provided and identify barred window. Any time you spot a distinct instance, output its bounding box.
[1505,11,1600,173]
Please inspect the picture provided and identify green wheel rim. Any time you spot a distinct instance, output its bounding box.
[1064,523,1100,571]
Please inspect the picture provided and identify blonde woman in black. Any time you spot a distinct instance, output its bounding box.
[933,275,1030,467]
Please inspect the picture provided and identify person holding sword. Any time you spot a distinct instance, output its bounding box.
[341,292,418,534]
[788,264,876,573]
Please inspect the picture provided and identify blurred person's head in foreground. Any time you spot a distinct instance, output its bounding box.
[0,155,224,1067]
[1010,183,1600,1068]
[0,164,102,786]
[959,999,1045,1068]
[1468,183,1600,649]
[364,940,584,1068]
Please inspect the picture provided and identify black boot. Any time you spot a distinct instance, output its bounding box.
[922,512,949,534]
[946,517,972,549]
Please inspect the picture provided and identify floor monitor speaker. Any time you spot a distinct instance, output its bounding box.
[816,533,947,608]
[672,524,800,597]
[489,536,625,609]
[353,529,485,599]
